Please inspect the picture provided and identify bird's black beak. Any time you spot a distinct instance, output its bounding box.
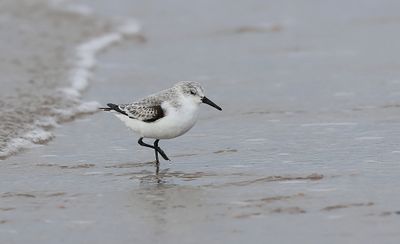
[202,96,222,111]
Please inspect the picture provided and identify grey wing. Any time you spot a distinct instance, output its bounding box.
[119,102,165,122]
[105,90,171,122]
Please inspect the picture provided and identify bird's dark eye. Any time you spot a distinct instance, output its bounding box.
[190,90,196,95]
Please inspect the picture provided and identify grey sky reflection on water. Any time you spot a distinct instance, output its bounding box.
[128,183,209,240]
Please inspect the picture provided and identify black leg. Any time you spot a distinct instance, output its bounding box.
[155,152,160,175]
[153,142,160,176]
[155,159,160,175]
[138,138,170,161]
[154,139,160,165]
[154,139,170,161]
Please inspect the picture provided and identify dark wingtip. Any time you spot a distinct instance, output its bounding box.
[107,103,117,108]
[99,103,117,111]
[103,103,129,116]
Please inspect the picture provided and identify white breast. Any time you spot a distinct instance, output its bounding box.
[114,96,200,139]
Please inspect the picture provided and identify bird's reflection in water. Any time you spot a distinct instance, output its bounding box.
[127,175,208,242]
[133,167,215,185]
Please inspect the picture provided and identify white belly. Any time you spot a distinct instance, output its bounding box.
[114,99,200,139]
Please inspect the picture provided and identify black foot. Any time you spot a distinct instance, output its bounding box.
[138,137,170,164]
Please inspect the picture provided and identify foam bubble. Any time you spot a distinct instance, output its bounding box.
[0,128,54,159]
[0,138,33,159]
[23,129,54,144]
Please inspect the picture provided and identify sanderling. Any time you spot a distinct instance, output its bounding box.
[100,81,222,173]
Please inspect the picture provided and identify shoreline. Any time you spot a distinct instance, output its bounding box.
[0,0,142,160]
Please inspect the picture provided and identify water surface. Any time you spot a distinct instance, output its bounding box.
[1,0,400,243]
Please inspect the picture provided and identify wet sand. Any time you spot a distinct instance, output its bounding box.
[2,0,400,243]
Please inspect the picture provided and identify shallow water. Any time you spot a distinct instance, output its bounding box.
[2,0,400,243]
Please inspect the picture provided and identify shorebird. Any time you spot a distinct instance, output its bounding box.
[100,81,222,173]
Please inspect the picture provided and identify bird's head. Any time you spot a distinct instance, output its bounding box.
[175,81,222,111]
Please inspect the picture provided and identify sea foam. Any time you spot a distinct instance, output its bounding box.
[0,1,141,159]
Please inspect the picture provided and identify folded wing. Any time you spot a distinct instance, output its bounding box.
[105,102,165,123]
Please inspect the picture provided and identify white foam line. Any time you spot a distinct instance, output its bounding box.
[57,19,141,119]
[53,1,142,122]
[60,19,141,101]
[50,0,142,101]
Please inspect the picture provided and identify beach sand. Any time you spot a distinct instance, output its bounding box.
[1,0,400,243]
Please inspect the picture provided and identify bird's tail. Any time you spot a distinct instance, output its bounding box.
[99,103,116,111]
